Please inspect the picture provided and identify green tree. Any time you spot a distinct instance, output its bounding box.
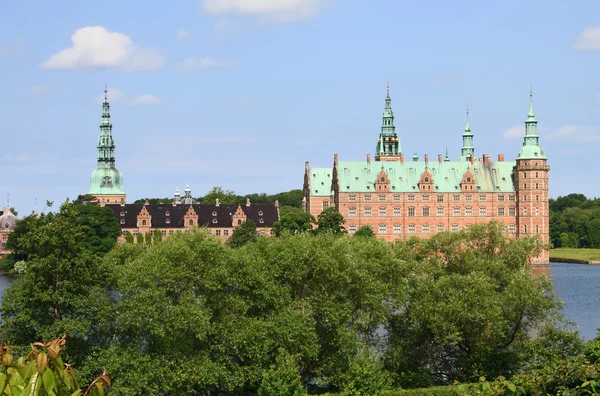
[272,211,314,236]
[0,202,116,373]
[136,232,143,245]
[587,218,600,248]
[258,350,307,396]
[201,186,238,204]
[124,231,134,244]
[354,225,375,237]
[2,212,54,272]
[144,232,152,246]
[153,229,163,244]
[228,219,257,248]
[314,207,346,235]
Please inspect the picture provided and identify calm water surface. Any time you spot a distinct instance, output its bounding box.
[0,264,597,338]
[550,263,600,340]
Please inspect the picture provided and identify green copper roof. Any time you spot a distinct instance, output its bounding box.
[89,87,126,195]
[376,82,402,156]
[517,88,546,160]
[308,159,517,196]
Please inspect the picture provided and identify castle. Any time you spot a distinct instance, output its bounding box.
[88,89,279,242]
[303,84,549,265]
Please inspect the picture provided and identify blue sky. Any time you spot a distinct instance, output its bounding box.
[1,0,599,214]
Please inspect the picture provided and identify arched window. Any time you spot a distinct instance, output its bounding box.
[467,177,471,183]
[381,177,385,182]
[142,220,147,226]
[425,177,429,182]
[189,220,193,225]
[238,219,242,225]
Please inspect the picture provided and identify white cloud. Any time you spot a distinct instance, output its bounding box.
[546,125,600,142]
[41,26,165,71]
[503,125,523,139]
[131,94,161,105]
[201,0,329,22]
[177,29,191,41]
[573,27,600,50]
[178,57,236,72]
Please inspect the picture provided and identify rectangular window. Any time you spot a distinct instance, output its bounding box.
[150,230,154,236]
[465,207,472,216]
[509,207,516,216]
[509,224,516,234]
[453,195,461,202]
[408,195,415,202]
[393,194,401,202]
[524,195,527,202]
[349,225,356,234]
[437,207,444,216]
[408,207,415,217]
[408,224,415,234]
[379,207,386,217]
[379,225,387,234]
[437,224,444,233]
[349,207,357,217]
[422,207,430,217]
[452,224,459,232]
[453,207,460,216]
[480,207,487,216]
[168,230,174,236]
[524,225,527,233]
[422,224,430,234]
[535,207,539,216]
[393,207,400,217]
[498,207,505,216]
[364,207,372,217]
[349,194,357,202]
[393,224,401,234]
[379,195,386,202]
[437,195,444,203]
[536,224,539,233]
[223,230,229,236]
[322,200,329,210]
[536,195,539,202]
[364,195,372,202]
[422,195,430,202]
[509,195,516,202]
[498,195,505,202]
[466,195,472,202]
[524,208,527,216]
[215,230,221,236]
[479,194,486,202]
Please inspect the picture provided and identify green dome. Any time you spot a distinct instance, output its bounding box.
[89,167,125,195]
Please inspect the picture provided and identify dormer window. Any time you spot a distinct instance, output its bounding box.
[189,220,193,226]
[120,211,125,216]
[165,210,170,216]
[259,218,264,224]
[166,218,170,224]
[258,210,263,216]
[212,211,217,216]
[120,219,125,225]
[212,219,217,224]
[142,220,147,226]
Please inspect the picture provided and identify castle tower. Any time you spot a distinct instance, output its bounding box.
[460,105,475,160]
[88,87,126,205]
[514,87,550,265]
[375,81,403,161]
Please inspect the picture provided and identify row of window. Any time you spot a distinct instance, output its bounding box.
[125,229,275,237]
[521,171,544,178]
[347,223,536,235]
[135,218,265,226]
[347,206,539,217]
[345,194,517,203]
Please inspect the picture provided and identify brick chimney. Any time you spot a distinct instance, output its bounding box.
[483,154,490,166]
[498,154,505,162]
[334,153,338,163]
[438,154,442,163]
[246,198,251,207]
[144,199,149,205]
[424,154,429,163]
[215,198,220,207]
[400,153,404,163]
[274,199,279,207]
[367,154,371,164]
[469,153,475,164]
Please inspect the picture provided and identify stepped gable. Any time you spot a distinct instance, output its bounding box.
[105,202,279,228]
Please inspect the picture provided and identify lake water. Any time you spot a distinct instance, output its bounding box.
[550,263,600,340]
[0,263,597,339]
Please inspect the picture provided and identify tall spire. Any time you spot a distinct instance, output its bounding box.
[375,80,402,160]
[88,86,126,199]
[461,103,474,159]
[517,85,546,159]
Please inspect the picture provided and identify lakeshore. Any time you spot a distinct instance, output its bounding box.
[549,248,600,264]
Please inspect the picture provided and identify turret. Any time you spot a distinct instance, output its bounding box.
[461,104,475,159]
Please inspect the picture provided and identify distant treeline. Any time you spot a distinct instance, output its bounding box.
[550,193,600,248]
[134,187,304,209]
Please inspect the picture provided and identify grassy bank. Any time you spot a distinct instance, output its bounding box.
[550,248,600,262]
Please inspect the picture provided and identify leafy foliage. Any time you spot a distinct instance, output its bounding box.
[227,219,257,248]
[273,211,315,236]
[354,225,375,237]
[314,207,346,235]
[550,194,600,248]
